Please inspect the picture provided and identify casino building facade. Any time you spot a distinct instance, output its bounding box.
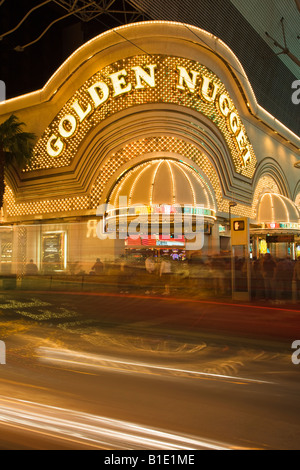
[0,21,299,276]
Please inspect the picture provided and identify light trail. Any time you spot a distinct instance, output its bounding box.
[17,290,300,313]
[37,347,273,385]
[0,396,237,450]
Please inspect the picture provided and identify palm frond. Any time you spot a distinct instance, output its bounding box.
[0,114,35,167]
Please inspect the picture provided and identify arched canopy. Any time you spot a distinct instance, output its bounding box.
[109,158,216,213]
[256,192,300,230]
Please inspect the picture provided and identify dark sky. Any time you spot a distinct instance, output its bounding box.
[0,0,143,99]
[0,0,299,136]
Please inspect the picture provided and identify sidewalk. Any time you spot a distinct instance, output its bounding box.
[11,274,300,307]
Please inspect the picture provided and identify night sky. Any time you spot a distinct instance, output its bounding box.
[0,1,299,136]
[0,0,141,99]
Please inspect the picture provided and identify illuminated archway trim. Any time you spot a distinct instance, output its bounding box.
[4,106,253,206]
[293,180,300,204]
[150,160,164,206]
[253,176,281,221]
[166,160,176,206]
[253,158,290,199]
[172,161,196,207]
[295,192,300,210]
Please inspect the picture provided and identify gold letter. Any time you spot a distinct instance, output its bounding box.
[47,134,64,158]
[58,114,78,139]
[229,111,240,135]
[109,69,132,97]
[71,99,92,122]
[242,148,252,167]
[177,66,200,93]
[218,93,231,117]
[132,65,157,89]
[236,128,248,152]
[201,76,220,102]
[87,81,110,108]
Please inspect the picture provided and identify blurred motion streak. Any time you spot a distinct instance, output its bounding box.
[0,396,235,450]
[37,347,273,385]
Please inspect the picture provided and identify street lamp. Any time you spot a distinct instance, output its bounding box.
[229,201,237,231]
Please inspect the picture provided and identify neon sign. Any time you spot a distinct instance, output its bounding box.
[35,55,256,176]
[47,65,157,158]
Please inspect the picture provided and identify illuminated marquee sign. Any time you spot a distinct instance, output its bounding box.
[47,64,157,158]
[33,55,256,177]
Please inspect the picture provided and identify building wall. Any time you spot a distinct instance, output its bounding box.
[0,22,299,272]
[0,23,298,220]
[129,0,300,136]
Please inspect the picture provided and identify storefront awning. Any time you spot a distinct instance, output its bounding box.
[108,159,216,219]
[254,192,300,233]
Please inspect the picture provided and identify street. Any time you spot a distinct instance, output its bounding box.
[0,290,299,450]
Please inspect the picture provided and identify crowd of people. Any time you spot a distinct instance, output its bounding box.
[143,252,300,302]
[23,252,300,302]
[251,254,300,301]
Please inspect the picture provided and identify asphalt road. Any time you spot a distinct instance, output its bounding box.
[0,290,299,450]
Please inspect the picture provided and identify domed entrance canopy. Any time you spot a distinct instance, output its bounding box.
[256,192,300,232]
[102,159,216,240]
[108,158,216,217]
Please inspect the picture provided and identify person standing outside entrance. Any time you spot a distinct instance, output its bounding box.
[91,258,104,275]
[160,255,172,295]
[262,253,276,300]
[294,257,300,301]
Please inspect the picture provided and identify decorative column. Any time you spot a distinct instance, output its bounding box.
[16,226,27,280]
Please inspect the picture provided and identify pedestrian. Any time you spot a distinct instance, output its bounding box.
[275,257,294,300]
[160,255,172,295]
[212,256,226,296]
[251,257,263,300]
[294,258,300,301]
[145,255,156,274]
[118,255,130,293]
[262,253,276,300]
[91,258,104,275]
[25,259,38,275]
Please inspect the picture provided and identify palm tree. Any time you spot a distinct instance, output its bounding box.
[0,114,35,209]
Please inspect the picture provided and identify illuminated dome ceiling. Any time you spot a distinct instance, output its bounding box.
[257,193,300,225]
[108,159,216,214]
